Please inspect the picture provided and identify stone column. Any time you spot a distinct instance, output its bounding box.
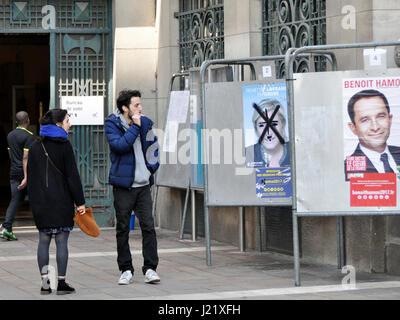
[224,0,262,59]
[154,0,183,230]
[113,0,157,120]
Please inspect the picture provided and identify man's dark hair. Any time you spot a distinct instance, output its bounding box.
[116,90,141,113]
[347,89,390,124]
[16,111,29,126]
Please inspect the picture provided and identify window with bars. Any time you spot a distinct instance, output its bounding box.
[262,0,327,78]
[175,0,224,71]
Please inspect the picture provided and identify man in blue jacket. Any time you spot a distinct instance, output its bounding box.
[105,89,160,285]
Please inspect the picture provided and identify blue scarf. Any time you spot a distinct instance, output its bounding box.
[40,124,68,140]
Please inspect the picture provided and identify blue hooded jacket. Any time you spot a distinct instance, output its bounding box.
[105,113,159,188]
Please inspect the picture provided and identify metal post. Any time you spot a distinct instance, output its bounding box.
[191,189,196,241]
[337,216,345,269]
[179,185,190,240]
[200,64,211,265]
[292,212,301,286]
[239,207,245,252]
[256,207,262,252]
[233,65,239,81]
[204,206,211,266]
[285,47,300,286]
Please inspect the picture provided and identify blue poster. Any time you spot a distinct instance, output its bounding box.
[256,167,292,198]
[242,83,292,199]
[242,83,289,169]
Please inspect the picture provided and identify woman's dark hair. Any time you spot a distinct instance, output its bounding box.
[116,89,141,113]
[39,109,68,126]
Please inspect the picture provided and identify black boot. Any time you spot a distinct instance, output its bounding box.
[40,278,52,295]
[56,279,75,295]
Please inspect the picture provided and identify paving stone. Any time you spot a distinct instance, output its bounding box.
[0,228,399,303]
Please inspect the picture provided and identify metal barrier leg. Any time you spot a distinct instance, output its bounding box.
[292,212,301,286]
[239,207,245,252]
[257,207,262,252]
[179,186,190,240]
[337,216,345,269]
[205,205,211,266]
[191,189,196,241]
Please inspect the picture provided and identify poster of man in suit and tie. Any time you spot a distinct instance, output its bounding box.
[343,77,400,207]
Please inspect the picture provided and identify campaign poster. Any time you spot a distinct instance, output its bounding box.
[256,167,292,199]
[343,77,400,206]
[242,83,290,168]
[242,83,291,199]
[350,173,396,207]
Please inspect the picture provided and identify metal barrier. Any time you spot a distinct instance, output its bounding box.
[155,65,256,242]
[285,40,400,287]
[200,53,337,266]
[152,71,189,230]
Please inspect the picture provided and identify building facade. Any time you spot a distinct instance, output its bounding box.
[1,0,400,275]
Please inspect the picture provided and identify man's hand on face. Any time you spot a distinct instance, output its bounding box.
[127,96,143,127]
[131,112,142,127]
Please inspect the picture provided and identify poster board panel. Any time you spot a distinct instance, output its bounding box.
[205,80,292,206]
[294,69,400,213]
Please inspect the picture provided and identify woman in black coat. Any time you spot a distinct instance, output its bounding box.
[27,109,85,295]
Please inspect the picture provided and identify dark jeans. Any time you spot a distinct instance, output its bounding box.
[113,185,158,275]
[4,178,26,232]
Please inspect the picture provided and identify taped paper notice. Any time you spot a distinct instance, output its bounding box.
[167,91,190,124]
[162,91,190,153]
[363,48,386,67]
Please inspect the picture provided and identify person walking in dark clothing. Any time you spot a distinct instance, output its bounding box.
[105,89,160,285]
[27,109,86,295]
[0,111,35,241]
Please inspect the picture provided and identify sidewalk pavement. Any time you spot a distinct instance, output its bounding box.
[0,226,400,302]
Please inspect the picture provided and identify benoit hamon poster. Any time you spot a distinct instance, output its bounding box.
[343,77,400,207]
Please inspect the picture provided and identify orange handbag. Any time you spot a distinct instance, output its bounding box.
[73,207,100,237]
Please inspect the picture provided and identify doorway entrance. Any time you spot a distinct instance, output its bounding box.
[0,34,50,226]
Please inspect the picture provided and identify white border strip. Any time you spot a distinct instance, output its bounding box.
[129,281,400,300]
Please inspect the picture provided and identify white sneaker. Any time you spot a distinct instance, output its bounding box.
[118,270,133,285]
[144,269,160,284]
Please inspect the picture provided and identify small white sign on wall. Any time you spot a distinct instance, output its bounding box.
[61,96,104,125]
[363,48,387,70]
[262,65,272,78]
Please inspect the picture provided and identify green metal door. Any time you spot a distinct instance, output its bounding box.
[0,0,114,227]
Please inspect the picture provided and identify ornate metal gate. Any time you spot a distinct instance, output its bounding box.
[0,0,114,226]
[262,0,327,77]
[176,0,224,71]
